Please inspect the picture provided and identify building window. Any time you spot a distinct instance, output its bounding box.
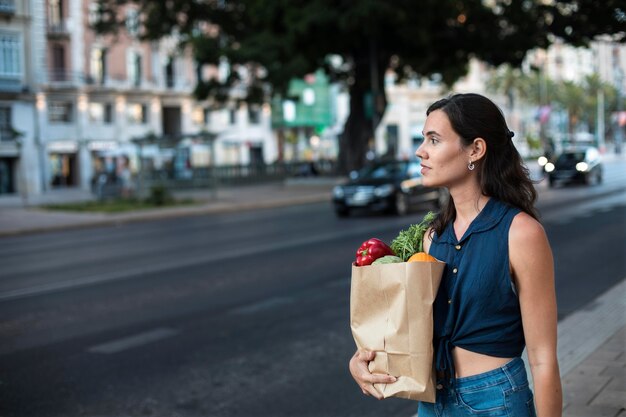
[125,8,140,37]
[0,107,12,141]
[48,0,63,28]
[0,33,22,78]
[90,47,106,84]
[229,108,236,124]
[165,56,175,88]
[127,103,147,124]
[48,101,73,123]
[104,103,113,123]
[88,102,113,124]
[127,50,142,87]
[248,106,260,124]
[87,1,100,26]
[51,44,66,81]
[0,0,17,14]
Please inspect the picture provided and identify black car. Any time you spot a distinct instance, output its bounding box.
[332,160,444,217]
[544,146,603,187]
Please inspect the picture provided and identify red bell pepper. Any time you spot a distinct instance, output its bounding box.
[355,238,395,266]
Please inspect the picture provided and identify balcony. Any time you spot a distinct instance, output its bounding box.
[45,70,89,87]
[47,20,70,38]
[0,78,23,93]
[0,0,15,15]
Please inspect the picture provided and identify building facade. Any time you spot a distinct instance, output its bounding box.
[0,0,41,197]
[1,0,278,198]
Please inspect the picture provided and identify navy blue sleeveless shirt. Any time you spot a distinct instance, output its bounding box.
[428,198,525,384]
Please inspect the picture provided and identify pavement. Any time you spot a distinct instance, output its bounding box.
[0,177,338,237]
[0,175,624,416]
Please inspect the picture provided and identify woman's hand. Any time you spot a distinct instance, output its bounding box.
[349,349,397,400]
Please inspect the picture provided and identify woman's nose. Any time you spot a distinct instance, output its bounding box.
[415,143,425,159]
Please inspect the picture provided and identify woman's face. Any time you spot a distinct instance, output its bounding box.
[415,109,473,189]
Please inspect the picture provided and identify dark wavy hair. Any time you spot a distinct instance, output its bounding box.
[427,93,538,237]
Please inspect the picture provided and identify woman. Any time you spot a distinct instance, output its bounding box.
[349,93,562,416]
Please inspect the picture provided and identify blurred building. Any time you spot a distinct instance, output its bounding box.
[377,38,626,161]
[527,39,626,88]
[526,39,626,152]
[1,0,277,198]
[375,59,512,159]
[271,70,347,163]
[0,0,40,197]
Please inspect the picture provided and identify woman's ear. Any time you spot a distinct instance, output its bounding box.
[470,137,487,161]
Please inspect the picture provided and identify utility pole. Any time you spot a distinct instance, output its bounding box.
[596,88,605,152]
[614,47,623,155]
[369,38,379,159]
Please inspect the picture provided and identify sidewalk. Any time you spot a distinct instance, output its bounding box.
[1,177,625,416]
[0,178,338,237]
[558,279,626,416]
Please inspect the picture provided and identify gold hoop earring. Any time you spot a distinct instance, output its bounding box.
[468,160,475,171]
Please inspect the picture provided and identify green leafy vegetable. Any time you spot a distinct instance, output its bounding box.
[371,255,403,265]
[390,211,437,262]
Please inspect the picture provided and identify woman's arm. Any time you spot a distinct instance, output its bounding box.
[509,213,562,417]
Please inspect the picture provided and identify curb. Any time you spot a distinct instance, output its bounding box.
[0,193,331,238]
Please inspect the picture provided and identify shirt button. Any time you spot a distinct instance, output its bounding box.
[436,384,443,390]
[452,268,458,274]
[455,245,461,250]
[448,299,452,304]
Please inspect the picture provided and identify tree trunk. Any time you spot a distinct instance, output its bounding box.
[337,48,388,174]
[338,87,371,174]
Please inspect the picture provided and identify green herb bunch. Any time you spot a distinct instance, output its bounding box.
[390,211,437,261]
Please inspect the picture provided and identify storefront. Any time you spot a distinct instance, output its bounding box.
[0,157,16,194]
[47,141,78,188]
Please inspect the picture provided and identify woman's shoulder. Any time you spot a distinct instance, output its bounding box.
[509,211,547,248]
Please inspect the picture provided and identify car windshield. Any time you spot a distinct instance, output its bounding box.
[556,152,585,165]
[360,162,408,179]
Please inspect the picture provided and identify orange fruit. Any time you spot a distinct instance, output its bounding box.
[407,252,437,262]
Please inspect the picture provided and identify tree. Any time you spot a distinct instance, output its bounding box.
[95,0,626,173]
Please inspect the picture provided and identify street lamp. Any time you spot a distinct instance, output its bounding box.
[615,67,624,155]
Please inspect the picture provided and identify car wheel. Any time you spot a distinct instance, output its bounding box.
[585,171,600,186]
[394,193,409,216]
[335,207,350,217]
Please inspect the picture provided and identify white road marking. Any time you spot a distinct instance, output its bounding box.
[87,327,178,354]
[229,296,294,314]
[0,223,401,302]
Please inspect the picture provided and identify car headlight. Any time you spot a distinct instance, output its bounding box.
[538,156,548,166]
[374,184,394,197]
[333,186,344,198]
[576,162,588,172]
[544,162,555,173]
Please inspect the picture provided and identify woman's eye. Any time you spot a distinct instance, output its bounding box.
[429,137,438,145]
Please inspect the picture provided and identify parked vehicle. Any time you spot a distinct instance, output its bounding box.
[332,159,444,217]
[544,146,603,187]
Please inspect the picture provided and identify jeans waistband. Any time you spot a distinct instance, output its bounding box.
[451,357,525,391]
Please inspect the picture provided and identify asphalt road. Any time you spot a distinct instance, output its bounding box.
[0,160,624,417]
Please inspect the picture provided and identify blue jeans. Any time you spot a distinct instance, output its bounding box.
[417,357,537,417]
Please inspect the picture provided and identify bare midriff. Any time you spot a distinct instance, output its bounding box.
[452,346,514,378]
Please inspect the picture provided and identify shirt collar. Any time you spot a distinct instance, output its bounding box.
[437,198,510,244]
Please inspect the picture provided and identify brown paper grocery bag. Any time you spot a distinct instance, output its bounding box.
[350,260,445,402]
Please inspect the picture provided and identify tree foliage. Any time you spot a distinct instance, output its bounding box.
[95,0,626,172]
